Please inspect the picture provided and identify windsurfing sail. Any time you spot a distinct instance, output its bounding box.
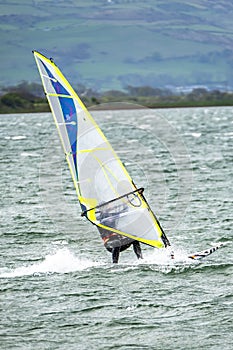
[33,51,170,249]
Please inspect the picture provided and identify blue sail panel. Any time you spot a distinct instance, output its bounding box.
[41,61,70,96]
[40,60,78,178]
[59,96,78,177]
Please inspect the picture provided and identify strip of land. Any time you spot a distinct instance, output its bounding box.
[0,83,232,113]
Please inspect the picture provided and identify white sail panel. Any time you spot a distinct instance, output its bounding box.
[86,189,165,247]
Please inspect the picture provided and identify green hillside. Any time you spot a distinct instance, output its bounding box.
[1,0,233,90]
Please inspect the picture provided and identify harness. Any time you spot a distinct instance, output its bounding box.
[102,233,118,244]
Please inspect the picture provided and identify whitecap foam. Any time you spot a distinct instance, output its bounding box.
[191,132,202,138]
[0,248,103,278]
[20,152,40,157]
[11,135,27,140]
[140,124,150,130]
[113,247,196,271]
[138,247,192,265]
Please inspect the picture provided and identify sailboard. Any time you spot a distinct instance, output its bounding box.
[188,242,227,260]
[33,51,171,252]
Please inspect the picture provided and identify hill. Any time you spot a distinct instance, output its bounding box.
[1,0,233,91]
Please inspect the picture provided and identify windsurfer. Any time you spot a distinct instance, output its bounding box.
[96,202,143,263]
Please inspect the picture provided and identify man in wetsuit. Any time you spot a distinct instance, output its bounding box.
[97,202,143,263]
[99,228,143,263]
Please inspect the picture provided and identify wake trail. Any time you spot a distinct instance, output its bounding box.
[1,242,229,278]
[0,248,103,278]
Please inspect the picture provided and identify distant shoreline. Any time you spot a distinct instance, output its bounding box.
[1,100,233,114]
[1,102,233,114]
[1,85,233,114]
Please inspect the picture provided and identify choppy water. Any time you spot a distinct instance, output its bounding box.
[1,106,232,350]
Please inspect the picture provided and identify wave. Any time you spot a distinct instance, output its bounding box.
[0,248,103,278]
[5,135,27,140]
[107,247,201,274]
[1,244,230,278]
[108,245,232,274]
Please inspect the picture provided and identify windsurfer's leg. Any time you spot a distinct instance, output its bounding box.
[132,241,143,259]
[112,247,120,263]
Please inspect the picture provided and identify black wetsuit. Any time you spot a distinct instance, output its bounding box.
[97,204,143,263]
[98,227,143,263]
[111,239,142,263]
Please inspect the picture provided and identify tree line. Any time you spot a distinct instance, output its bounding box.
[0,81,232,113]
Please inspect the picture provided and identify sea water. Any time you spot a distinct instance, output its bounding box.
[0,107,232,350]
